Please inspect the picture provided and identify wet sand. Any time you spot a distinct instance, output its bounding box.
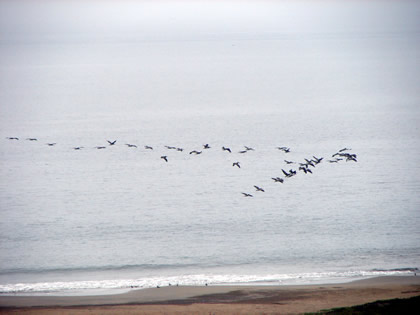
[1,276,419,314]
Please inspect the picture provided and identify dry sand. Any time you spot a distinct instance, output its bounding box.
[1,276,419,314]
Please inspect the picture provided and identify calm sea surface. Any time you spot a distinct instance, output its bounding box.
[0,0,419,294]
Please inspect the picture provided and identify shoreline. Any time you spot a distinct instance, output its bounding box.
[1,276,419,314]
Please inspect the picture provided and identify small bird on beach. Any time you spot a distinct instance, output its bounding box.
[161,156,168,162]
[254,185,265,192]
[232,162,241,168]
[107,140,117,145]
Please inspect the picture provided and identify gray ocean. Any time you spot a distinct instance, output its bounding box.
[0,0,419,294]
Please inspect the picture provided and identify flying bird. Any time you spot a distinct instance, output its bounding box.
[284,160,295,164]
[203,144,211,149]
[26,138,37,141]
[232,162,240,168]
[272,177,284,183]
[46,143,56,146]
[144,146,153,150]
[222,146,231,153]
[73,147,83,150]
[125,144,137,148]
[339,148,351,152]
[312,156,323,164]
[299,166,312,174]
[244,146,254,151]
[242,193,253,197]
[95,146,106,149]
[254,185,265,192]
[189,150,202,155]
[277,146,290,153]
[107,140,117,145]
[6,137,19,140]
[161,156,168,162]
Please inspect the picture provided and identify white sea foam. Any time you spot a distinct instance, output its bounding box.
[0,269,417,295]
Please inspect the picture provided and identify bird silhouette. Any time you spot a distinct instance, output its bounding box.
[312,156,323,164]
[282,169,291,177]
[144,146,153,150]
[222,146,231,153]
[339,148,351,152]
[161,156,168,162]
[125,144,137,148]
[242,192,253,197]
[26,138,37,141]
[203,144,211,149]
[46,143,56,146]
[299,166,312,174]
[232,162,240,168]
[254,185,265,192]
[277,146,290,153]
[244,146,254,151]
[189,150,202,155]
[284,160,295,164]
[272,177,284,183]
[6,137,19,140]
[107,140,117,145]
[95,146,106,149]
[73,147,83,150]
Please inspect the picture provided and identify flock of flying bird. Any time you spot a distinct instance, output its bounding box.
[6,137,357,197]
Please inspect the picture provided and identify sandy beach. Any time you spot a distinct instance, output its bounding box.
[0,276,419,314]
